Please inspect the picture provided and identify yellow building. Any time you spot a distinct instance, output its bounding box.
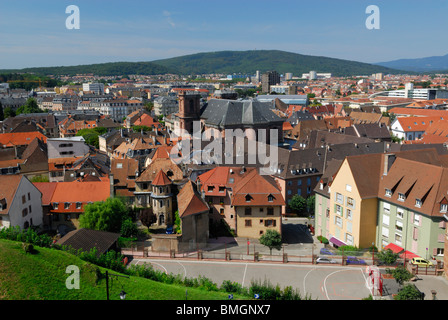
[328,153,382,248]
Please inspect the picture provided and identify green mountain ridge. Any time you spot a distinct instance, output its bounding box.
[1,50,405,77]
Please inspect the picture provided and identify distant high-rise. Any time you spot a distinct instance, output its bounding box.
[261,71,280,93]
[82,83,104,95]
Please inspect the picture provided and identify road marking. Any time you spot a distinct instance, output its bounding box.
[323,269,354,300]
[149,261,168,274]
[177,261,187,278]
[303,267,317,295]
[241,263,248,287]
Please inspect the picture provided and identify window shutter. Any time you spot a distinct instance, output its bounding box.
[438,233,445,243]
[433,248,438,256]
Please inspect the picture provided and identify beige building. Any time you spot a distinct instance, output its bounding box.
[327,153,382,248]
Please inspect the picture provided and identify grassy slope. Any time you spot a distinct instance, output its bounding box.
[0,239,239,300]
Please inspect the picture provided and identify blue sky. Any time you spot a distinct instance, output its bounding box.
[1,0,447,69]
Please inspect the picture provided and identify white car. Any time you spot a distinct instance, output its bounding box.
[316,257,337,264]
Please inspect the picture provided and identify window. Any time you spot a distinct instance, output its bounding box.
[346,184,352,192]
[440,204,448,213]
[267,208,274,216]
[22,208,28,217]
[346,209,352,220]
[336,193,343,204]
[413,213,421,225]
[383,202,390,213]
[415,199,422,208]
[395,220,403,232]
[335,204,342,216]
[335,216,342,227]
[76,202,82,209]
[268,195,274,202]
[398,193,405,202]
[345,233,353,245]
[219,186,225,193]
[346,197,355,209]
[53,202,59,210]
[397,208,404,219]
[385,189,392,197]
[207,186,215,192]
[245,208,252,216]
[264,219,276,227]
[245,220,252,227]
[22,195,26,204]
[395,233,402,246]
[382,214,390,226]
[245,194,252,202]
[27,193,30,201]
[64,202,70,210]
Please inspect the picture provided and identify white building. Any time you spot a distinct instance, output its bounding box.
[82,83,105,95]
[0,175,43,230]
[153,96,178,117]
[47,137,90,159]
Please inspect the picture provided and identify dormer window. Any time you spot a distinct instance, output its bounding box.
[268,194,274,202]
[440,204,448,213]
[398,193,405,202]
[385,189,392,197]
[245,194,253,202]
[415,199,422,208]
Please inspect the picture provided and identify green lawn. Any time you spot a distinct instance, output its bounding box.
[0,239,241,300]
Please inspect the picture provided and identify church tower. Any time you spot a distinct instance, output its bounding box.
[176,91,201,135]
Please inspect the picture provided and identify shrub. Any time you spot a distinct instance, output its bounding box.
[317,236,329,244]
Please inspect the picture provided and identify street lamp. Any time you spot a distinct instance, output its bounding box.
[105,270,129,300]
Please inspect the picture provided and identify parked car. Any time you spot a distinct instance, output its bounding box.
[320,248,335,255]
[410,257,433,267]
[346,256,366,265]
[316,257,337,264]
[166,225,174,234]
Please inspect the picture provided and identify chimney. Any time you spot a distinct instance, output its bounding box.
[383,153,396,176]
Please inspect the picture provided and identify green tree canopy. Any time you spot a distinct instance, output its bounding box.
[259,229,282,255]
[289,195,307,214]
[79,197,129,233]
[16,98,43,115]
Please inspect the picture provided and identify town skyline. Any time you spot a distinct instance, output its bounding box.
[2,0,448,69]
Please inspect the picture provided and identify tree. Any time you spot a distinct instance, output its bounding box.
[16,98,43,115]
[377,249,399,265]
[395,284,424,300]
[79,197,129,233]
[289,195,307,214]
[259,229,282,255]
[3,107,15,118]
[138,207,156,231]
[306,195,315,215]
[121,218,138,238]
[388,266,413,285]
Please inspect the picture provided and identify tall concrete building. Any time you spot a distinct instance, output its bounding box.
[261,71,280,93]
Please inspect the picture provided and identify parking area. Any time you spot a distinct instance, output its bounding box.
[130,258,373,300]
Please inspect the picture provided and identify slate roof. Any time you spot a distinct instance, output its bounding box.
[55,228,120,256]
[200,99,284,128]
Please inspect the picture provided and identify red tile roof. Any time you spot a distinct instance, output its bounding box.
[152,169,171,186]
[177,181,209,218]
[0,132,47,147]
